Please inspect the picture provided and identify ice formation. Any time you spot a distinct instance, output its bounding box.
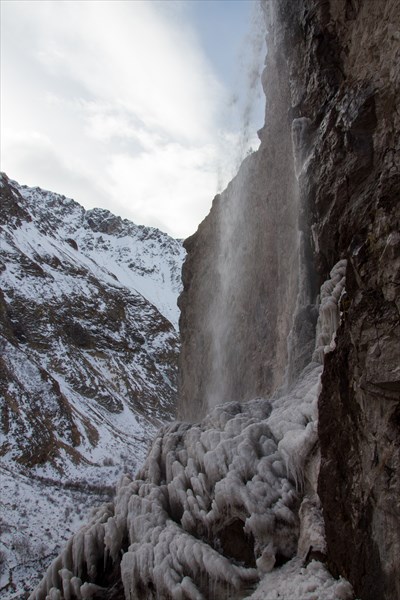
[291,117,315,179]
[30,262,353,600]
[313,260,347,363]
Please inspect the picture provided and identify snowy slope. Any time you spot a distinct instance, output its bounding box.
[1,175,183,328]
[0,173,185,597]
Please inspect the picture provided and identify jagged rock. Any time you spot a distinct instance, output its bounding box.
[272,1,400,598]
[179,0,400,598]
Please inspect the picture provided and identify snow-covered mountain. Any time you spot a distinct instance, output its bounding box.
[0,173,185,597]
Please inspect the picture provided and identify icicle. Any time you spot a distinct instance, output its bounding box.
[80,582,106,599]
[59,569,73,600]
[297,495,327,560]
[104,516,123,563]
[70,578,82,600]
[313,259,348,363]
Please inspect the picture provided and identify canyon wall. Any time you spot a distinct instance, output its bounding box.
[179,1,400,598]
[287,2,400,599]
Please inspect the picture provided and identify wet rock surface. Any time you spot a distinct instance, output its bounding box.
[178,0,400,597]
[276,1,400,598]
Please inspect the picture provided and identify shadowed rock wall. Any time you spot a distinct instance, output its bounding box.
[265,1,400,598]
[283,2,400,598]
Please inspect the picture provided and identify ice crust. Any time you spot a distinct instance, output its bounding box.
[30,262,353,599]
[313,259,347,363]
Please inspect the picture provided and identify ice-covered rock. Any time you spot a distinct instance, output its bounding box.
[29,262,353,599]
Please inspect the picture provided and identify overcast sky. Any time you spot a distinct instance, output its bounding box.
[1,0,266,238]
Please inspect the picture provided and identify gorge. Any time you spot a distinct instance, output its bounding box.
[7,0,400,598]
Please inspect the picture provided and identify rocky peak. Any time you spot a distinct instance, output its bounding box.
[0,173,32,227]
[84,208,136,237]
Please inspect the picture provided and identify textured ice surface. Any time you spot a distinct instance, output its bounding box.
[313,260,347,363]
[249,558,353,599]
[29,263,352,598]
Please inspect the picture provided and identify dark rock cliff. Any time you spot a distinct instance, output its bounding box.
[178,1,400,598]
[283,2,400,598]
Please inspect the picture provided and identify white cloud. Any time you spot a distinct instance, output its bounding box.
[27,1,222,141]
[1,0,260,238]
[105,141,218,236]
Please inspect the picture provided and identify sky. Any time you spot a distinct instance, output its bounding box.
[1,0,266,239]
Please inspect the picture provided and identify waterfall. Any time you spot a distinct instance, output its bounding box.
[179,1,308,419]
[217,0,266,192]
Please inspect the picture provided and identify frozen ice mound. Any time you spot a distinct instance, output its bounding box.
[30,262,353,599]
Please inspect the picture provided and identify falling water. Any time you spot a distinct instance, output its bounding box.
[232,0,267,167]
[193,0,307,415]
[216,0,266,193]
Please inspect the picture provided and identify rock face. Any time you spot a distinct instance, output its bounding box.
[178,0,400,598]
[0,174,185,596]
[282,2,400,598]
[178,148,307,420]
